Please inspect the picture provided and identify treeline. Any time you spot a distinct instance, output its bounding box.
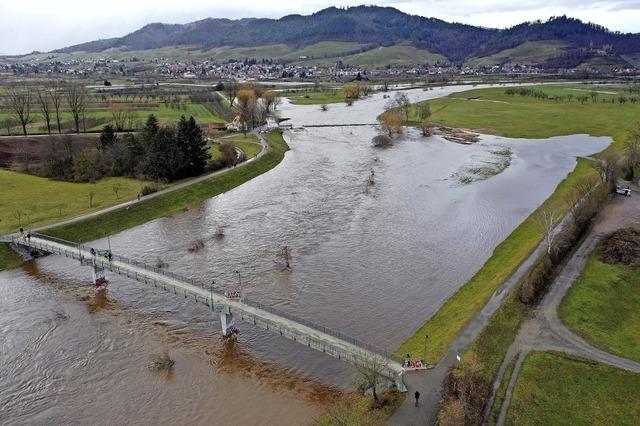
[504,87,639,104]
[43,115,210,183]
[1,80,236,136]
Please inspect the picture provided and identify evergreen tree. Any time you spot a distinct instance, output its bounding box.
[142,114,159,143]
[144,126,184,182]
[176,115,209,178]
[98,125,117,150]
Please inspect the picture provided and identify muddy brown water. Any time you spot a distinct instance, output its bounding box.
[0,85,610,424]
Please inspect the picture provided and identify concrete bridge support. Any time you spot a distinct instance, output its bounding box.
[220,306,236,336]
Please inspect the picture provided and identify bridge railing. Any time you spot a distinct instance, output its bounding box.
[242,295,398,362]
[23,232,402,363]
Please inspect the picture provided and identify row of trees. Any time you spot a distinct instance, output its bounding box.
[504,87,639,105]
[3,82,89,136]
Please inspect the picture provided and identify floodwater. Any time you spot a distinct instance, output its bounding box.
[0,85,610,425]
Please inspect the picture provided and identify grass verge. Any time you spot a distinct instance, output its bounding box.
[0,170,147,235]
[507,352,640,425]
[314,392,404,426]
[41,131,289,243]
[559,253,640,362]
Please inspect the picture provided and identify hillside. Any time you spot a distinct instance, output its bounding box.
[53,6,640,66]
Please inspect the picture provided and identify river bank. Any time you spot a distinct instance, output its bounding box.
[0,132,287,270]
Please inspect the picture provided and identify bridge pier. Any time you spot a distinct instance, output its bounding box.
[91,264,108,286]
[220,306,236,336]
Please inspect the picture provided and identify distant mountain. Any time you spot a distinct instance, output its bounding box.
[54,5,640,66]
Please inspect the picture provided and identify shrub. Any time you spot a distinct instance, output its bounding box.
[140,183,160,196]
[372,134,393,148]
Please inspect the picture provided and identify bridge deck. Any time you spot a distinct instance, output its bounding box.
[9,234,405,389]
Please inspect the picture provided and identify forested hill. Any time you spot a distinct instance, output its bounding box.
[55,6,640,63]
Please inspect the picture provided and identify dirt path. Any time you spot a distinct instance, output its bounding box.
[487,188,640,424]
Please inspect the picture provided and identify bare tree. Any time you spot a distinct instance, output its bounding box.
[13,209,29,227]
[112,183,123,199]
[55,203,66,217]
[538,205,561,254]
[66,83,87,134]
[36,88,52,135]
[391,92,411,122]
[49,82,64,134]
[1,118,14,136]
[6,86,33,135]
[625,123,640,177]
[224,81,238,107]
[356,353,388,402]
[591,150,621,189]
[417,102,432,136]
[235,89,257,134]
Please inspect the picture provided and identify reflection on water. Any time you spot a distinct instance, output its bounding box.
[0,85,610,424]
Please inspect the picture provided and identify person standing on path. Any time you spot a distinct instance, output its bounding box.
[414,390,420,407]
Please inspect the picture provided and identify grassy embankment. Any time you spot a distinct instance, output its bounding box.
[560,252,640,362]
[396,85,637,363]
[0,242,23,270]
[208,134,262,160]
[506,352,640,425]
[0,171,147,271]
[41,131,288,243]
[0,170,147,235]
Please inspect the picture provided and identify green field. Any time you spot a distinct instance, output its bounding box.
[209,134,262,159]
[396,84,639,363]
[560,254,640,362]
[0,169,147,235]
[42,131,288,243]
[0,101,225,135]
[465,41,567,68]
[507,352,640,425]
[286,89,348,105]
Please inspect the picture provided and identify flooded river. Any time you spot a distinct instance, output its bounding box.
[0,85,610,424]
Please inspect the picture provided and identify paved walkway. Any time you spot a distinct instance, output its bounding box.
[389,201,575,425]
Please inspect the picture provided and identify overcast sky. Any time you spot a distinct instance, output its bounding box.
[1,0,639,55]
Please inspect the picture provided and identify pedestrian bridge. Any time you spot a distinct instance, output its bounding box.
[7,233,406,391]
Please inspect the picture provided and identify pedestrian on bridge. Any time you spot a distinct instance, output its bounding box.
[414,390,420,407]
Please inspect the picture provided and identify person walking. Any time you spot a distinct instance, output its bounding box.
[414,390,420,407]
